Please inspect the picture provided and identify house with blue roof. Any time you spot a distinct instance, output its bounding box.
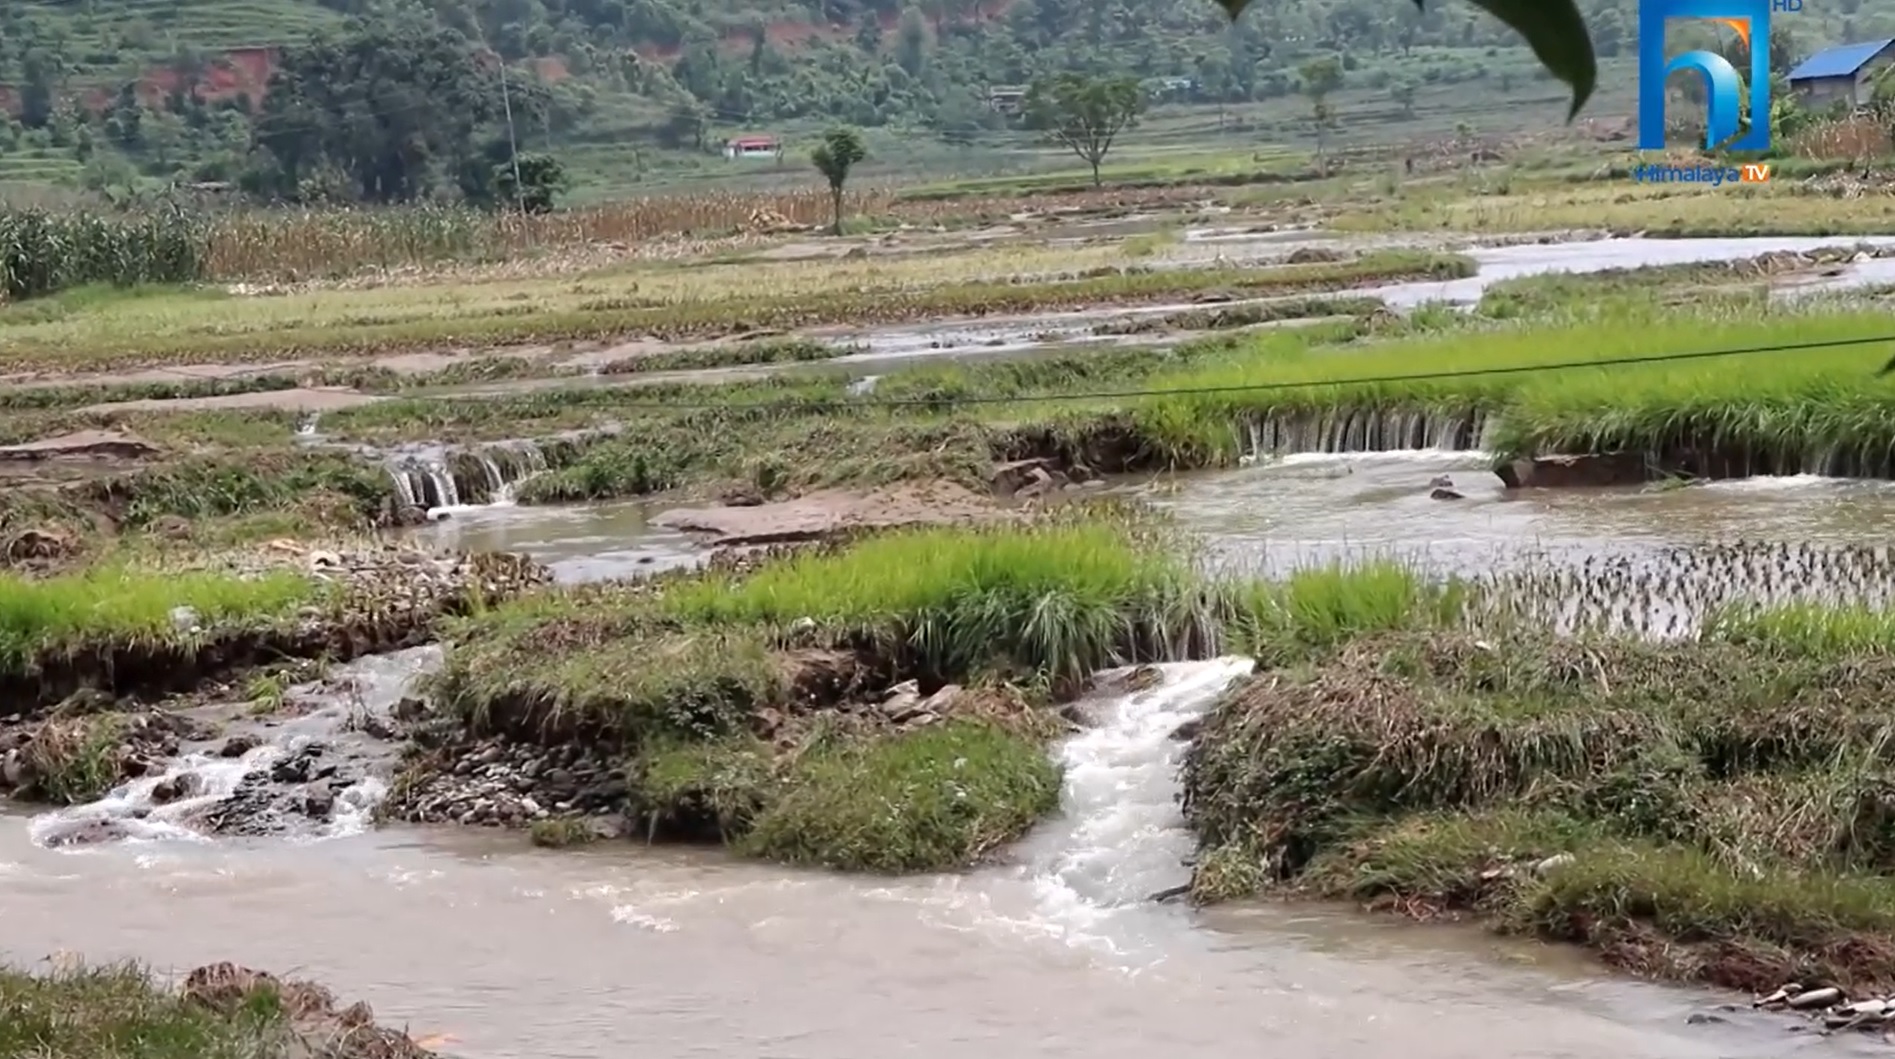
[1787,38,1895,109]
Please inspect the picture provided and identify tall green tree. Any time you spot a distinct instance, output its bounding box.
[250,15,507,203]
[1298,57,1343,165]
[1024,73,1144,187]
[811,126,868,236]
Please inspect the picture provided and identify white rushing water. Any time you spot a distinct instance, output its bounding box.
[1015,658,1256,960]
[28,748,272,847]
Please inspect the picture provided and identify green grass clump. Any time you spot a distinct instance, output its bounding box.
[633,736,781,841]
[20,714,131,804]
[661,519,1235,689]
[0,567,318,675]
[740,720,1061,873]
[1705,600,1895,656]
[528,817,600,848]
[0,962,289,1059]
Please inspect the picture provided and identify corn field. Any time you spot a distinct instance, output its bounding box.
[0,179,1207,299]
[201,189,904,279]
[0,209,207,301]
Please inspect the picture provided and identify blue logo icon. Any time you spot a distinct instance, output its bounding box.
[1637,0,1772,151]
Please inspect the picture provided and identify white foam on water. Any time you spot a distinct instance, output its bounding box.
[1699,474,1861,492]
[29,747,281,850]
[1010,658,1256,960]
[317,776,389,840]
[1275,448,1488,467]
[609,906,681,932]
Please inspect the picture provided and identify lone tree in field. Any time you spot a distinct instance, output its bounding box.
[1024,73,1145,188]
[810,127,867,236]
[1298,57,1344,167]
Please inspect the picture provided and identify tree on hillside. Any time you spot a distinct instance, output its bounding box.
[810,126,867,236]
[248,16,506,203]
[1023,73,1143,188]
[1298,57,1342,167]
[493,152,568,213]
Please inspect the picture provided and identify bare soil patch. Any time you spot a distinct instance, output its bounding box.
[653,480,1018,545]
[0,429,161,462]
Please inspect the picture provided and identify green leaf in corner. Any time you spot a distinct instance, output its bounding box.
[1461,0,1597,120]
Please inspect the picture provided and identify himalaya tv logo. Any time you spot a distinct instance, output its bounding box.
[1637,0,1787,151]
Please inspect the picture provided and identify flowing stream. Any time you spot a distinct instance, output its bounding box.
[0,652,1821,1059]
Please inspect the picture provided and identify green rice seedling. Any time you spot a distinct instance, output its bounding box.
[660,520,1229,688]
[1128,304,1895,469]
[738,720,1061,873]
[1706,600,1895,656]
[0,566,317,676]
[1240,558,1466,659]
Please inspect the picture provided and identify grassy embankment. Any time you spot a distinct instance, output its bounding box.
[1183,559,1895,995]
[418,514,1324,872]
[0,565,322,800]
[0,553,541,769]
[0,246,1459,372]
[0,961,430,1059]
[514,298,1895,502]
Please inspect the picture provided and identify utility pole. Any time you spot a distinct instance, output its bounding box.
[497,49,525,212]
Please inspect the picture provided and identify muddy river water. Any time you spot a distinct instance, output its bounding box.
[10,451,1895,1058]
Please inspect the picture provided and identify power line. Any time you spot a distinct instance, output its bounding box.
[386,331,1895,415]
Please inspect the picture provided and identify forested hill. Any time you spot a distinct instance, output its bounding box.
[0,0,1888,203]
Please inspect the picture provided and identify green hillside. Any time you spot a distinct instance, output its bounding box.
[0,0,1887,205]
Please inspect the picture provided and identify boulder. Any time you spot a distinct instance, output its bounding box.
[1494,452,1648,490]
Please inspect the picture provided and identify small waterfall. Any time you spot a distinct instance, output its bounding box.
[1240,409,1490,460]
[386,440,552,513]
[1017,658,1254,956]
[388,457,462,510]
